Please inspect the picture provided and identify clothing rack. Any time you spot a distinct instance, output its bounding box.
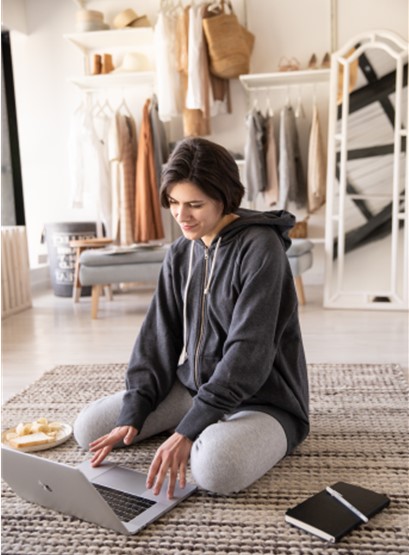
[239,69,331,113]
[239,69,330,93]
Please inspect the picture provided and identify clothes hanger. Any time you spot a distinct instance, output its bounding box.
[94,99,114,118]
[117,97,132,118]
[73,98,85,114]
[92,99,103,115]
[81,91,95,115]
[265,94,274,118]
[208,0,223,13]
[163,0,182,17]
[295,86,305,118]
[160,0,176,15]
[285,86,291,107]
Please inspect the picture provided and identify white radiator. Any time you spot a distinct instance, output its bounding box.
[1,226,32,318]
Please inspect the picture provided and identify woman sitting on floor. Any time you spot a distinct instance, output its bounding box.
[74,137,310,499]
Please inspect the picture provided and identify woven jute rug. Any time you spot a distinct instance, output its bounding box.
[1,363,408,555]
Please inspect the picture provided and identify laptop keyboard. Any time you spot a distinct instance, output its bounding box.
[94,483,156,523]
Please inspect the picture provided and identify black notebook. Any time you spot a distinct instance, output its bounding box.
[285,482,390,543]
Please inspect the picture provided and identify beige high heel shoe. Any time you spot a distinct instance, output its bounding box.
[308,53,318,70]
[278,56,300,72]
[321,52,331,69]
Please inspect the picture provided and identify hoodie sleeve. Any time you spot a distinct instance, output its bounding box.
[116,247,184,432]
[175,230,301,440]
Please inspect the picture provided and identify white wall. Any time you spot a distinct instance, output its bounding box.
[5,0,85,267]
[336,0,408,48]
[2,0,408,285]
[2,0,27,34]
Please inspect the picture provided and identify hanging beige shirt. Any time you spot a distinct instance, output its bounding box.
[108,111,137,245]
[307,104,326,213]
[180,5,211,136]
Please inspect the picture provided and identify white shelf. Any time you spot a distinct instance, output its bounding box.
[64,28,154,53]
[239,69,330,91]
[68,71,155,90]
[64,28,156,90]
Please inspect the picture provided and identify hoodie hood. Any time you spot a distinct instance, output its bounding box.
[218,208,295,251]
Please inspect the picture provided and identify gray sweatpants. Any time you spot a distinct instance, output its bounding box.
[73,380,287,495]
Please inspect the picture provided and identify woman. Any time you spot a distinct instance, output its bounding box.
[74,137,309,499]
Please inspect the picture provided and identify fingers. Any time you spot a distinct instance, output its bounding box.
[90,445,112,467]
[146,433,192,499]
[178,459,187,489]
[88,426,138,467]
[147,453,176,499]
[166,460,179,499]
[124,427,137,445]
[152,456,169,496]
[146,454,160,489]
[87,428,192,498]
[89,433,111,451]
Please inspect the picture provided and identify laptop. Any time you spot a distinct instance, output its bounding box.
[1,446,197,535]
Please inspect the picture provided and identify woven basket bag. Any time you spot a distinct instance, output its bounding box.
[202,1,254,79]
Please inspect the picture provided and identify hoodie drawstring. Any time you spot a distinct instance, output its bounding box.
[204,237,221,295]
[178,240,195,365]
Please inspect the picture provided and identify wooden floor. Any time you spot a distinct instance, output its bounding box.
[2,284,408,404]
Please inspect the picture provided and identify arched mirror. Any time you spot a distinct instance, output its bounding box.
[324,31,408,310]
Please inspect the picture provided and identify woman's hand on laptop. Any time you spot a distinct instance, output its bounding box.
[146,432,192,500]
[89,426,138,467]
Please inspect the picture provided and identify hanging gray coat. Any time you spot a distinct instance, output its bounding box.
[244,108,267,202]
[278,105,307,209]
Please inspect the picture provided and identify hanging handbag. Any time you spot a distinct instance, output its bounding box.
[202,1,255,79]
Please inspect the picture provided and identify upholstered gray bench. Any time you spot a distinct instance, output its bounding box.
[79,246,169,319]
[79,239,313,318]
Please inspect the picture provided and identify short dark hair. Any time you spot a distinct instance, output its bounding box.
[160,137,245,214]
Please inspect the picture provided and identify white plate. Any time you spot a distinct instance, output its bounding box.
[2,422,73,452]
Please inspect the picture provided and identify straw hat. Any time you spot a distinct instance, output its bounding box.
[113,8,151,29]
[112,52,152,73]
[76,10,104,22]
[75,10,109,32]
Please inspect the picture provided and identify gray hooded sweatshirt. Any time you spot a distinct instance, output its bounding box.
[117,208,309,454]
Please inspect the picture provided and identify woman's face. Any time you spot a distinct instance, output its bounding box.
[167,182,225,246]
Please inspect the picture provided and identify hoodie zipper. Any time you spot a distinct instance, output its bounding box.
[193,246,209,389]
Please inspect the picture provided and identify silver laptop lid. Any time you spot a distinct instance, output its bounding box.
[1,447,196,535]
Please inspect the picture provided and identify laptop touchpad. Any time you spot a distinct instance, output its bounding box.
[93,466,148,494]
